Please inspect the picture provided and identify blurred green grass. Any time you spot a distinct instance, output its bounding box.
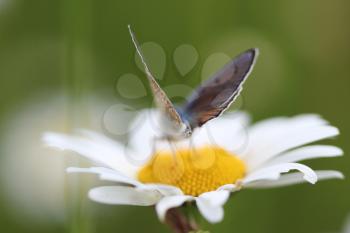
[0,0,349,233]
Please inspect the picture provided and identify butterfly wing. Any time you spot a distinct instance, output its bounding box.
[128,25,184,129]
[180,48,258,128]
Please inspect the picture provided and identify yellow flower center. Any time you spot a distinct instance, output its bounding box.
[138,146,246,196]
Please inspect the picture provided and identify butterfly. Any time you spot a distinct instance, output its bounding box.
[128,25,258,140]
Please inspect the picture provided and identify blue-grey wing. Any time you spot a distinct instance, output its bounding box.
[180,48,258,129]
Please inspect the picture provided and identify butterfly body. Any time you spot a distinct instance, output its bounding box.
[128,25,258,141]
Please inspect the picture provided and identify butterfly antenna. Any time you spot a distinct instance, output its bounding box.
[128,25,153,80]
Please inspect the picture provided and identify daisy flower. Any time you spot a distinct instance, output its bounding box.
[43,110,343,231]
[338,214,350,233]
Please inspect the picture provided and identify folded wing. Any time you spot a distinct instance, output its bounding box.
[181,48,258,128]
[128,25,184,129]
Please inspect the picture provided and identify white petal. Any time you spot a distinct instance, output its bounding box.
[196,202,224,224]
[189,125,214,148]
[267,145,343,165]
[247,115,328,142]
[195,191,230,223]
[242,115,328,156]
[155,195,194,221]
[243,162,318,184]
[141,184,184,196]
[88,186,161,206]
[127,110,163,159]
[217,184,239,192]
[245,121,339,170]
[203,111,250,153]
[69,167,184,197]
[43,131,139,177]
[198,190,230,206]
[67,167,142,187]
[245,170,344,188]
[342,214,350,233]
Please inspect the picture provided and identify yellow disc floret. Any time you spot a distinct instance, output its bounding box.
[138,146,246,196]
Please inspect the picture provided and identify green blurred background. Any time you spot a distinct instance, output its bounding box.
[0,0,349,232]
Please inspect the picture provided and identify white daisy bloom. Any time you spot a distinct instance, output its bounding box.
[43,110,344,224]
[340,214,350,233]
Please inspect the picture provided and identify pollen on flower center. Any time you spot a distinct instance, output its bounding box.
[137,146,246,196]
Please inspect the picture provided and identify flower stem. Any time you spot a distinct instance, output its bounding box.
[165,208,199,233]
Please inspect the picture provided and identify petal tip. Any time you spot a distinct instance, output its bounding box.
[304,173,318,184]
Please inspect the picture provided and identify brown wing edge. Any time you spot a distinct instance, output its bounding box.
[127,25,184,127]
